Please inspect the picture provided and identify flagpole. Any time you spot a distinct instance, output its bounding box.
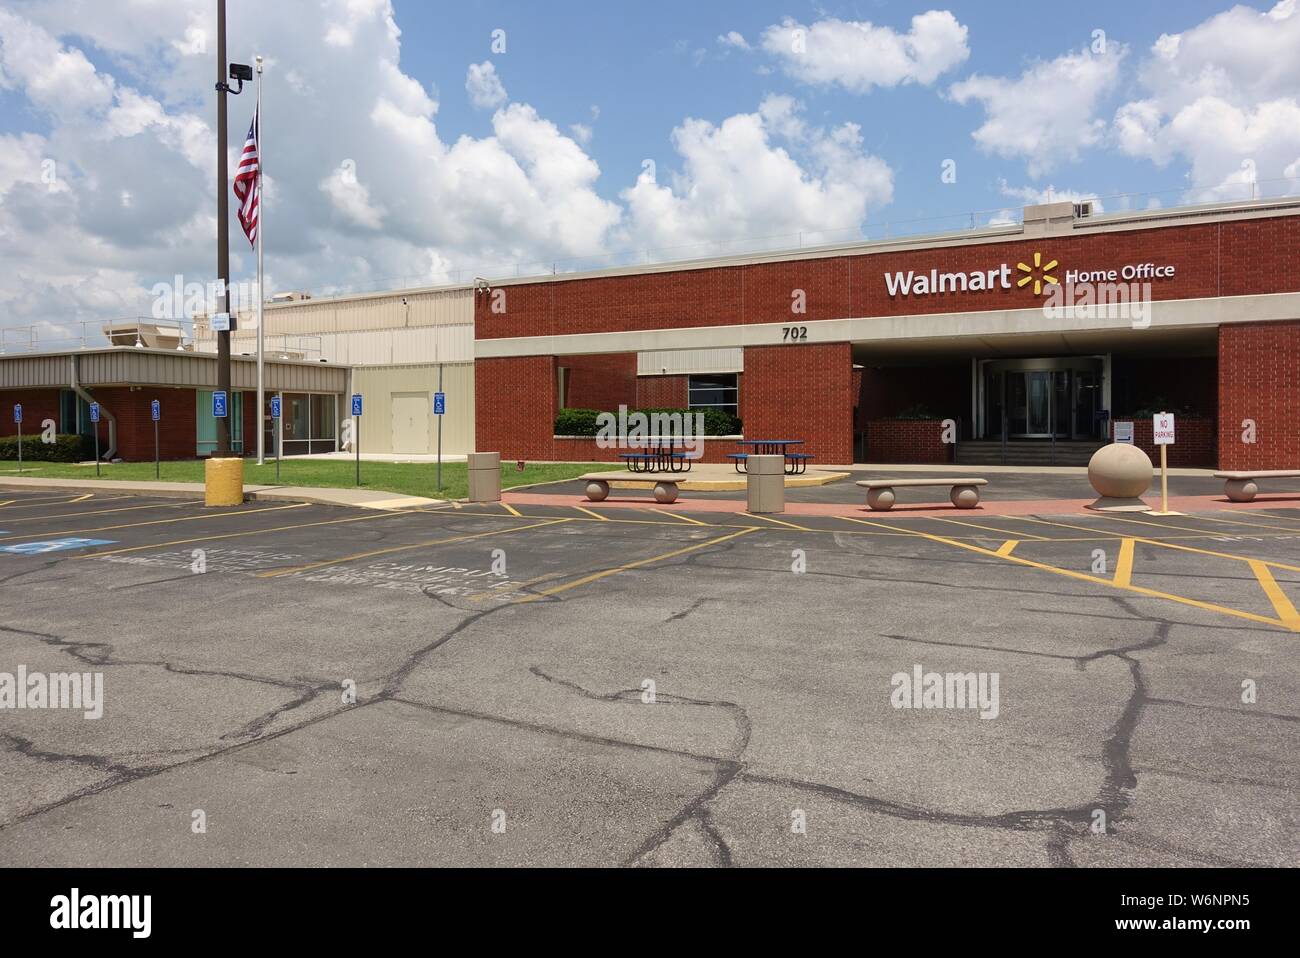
[255,54,266,466]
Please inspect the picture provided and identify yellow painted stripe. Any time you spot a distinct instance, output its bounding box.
[1087,512,1247,537]
[1249,559,1300,629]
[996,539,1019,557]
[572,505,610,521]
[0,493,102,508]
[515,527,758,604]
[1195,511,1300,533]
[834,515,1298,633]
[500,501,522,517]
[0,502,308,542]
[740,512,812,531]
[1113,538,1136,587]
[0,501,196,524]
[77,507,435,559]
[930,516,1051,540]
[1018,515,1300,574]
[258,518,571,578]
[467,569,574,602]
[648,508,709,526]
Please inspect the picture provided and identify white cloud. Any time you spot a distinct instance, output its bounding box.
[569,123,592,145]
[717,31,750,52]
[997,179,1104,213]
[465,60,506,110]
[619,94,892,253]
[1112,0,1300,200]
[949,46,1125,177]
[759,11,969,93]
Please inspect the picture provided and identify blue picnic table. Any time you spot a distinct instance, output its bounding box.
[728,439,815,475]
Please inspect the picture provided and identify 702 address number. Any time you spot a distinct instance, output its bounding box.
[782,326,809,342]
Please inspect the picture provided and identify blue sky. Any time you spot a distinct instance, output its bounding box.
[0,0,1297,333]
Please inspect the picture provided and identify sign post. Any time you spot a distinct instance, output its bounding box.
[89,402,101,478]
[434,375,446,492]
[270,394,282,483]
[13,404,21,475]
[351,394,363,486]
[1152,412,1177,515]
[151,400,161,480]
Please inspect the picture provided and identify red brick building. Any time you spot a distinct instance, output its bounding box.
[473,198,1300,469]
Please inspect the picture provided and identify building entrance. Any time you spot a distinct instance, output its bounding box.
[979,358,1104,441]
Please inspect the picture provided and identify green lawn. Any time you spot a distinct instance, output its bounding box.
[0,458,606,500]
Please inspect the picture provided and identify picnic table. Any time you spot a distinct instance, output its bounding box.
[728,439,815,475]
[619,436,693,473]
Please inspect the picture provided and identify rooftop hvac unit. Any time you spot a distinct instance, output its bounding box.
[1073,201,1095,219]
[270,291,312,303]
[101,321,185,350]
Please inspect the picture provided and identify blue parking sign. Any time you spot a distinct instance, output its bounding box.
[151,400,161,422]
[433,392,446,416]
[12,404,20,424]
[351,394,363,417]
[270,396,281,419]
[212,391,228,419]
[89,402,100,423]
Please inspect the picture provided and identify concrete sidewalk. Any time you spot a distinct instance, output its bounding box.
[0,475,443,510]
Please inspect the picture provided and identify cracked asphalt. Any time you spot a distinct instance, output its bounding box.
[0,488,1296,867]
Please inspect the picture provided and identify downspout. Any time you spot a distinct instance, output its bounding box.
[69,354,117,460]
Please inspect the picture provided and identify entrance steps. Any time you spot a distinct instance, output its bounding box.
[956,440,1103,467]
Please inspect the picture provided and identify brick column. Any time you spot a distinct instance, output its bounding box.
[1219,322,1300,470]
[475,355,557,460]
[741,342,853,463]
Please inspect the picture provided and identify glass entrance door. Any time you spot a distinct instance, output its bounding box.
[983,360,1102,440]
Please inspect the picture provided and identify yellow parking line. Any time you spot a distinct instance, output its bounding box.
[1020,515,1300,574]
[500,502,523,518]
[0,493,103,508]
[1197,512,1300,533]
[0,502,309,542]
[467,569,574,601]
[1113,538,1136,587]
[1248,560,1300,629]
[572,505,610,521]
[929,516,1051,540]
[648,508,709,526]
[741,512,812,531]
[1086,512,1251,537]
[515,527,758,604]
[77,507,441,559]
[258,518,572,578]
[996,540,1018,557]
[0,501,196,524]
[837,514,1297,632]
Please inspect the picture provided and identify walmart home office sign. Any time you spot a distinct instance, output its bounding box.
[884,252,1177,326]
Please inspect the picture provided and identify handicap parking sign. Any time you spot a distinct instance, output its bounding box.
[351,394,363,417]
[212,391,228,419]
[89,402,100,423]
[151,400,161,422]
[433,392,446,416]
[270,396,281,419]
[2,538,115,555]
[12,404,21,424]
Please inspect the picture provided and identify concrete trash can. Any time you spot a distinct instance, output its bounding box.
[746,454,785,514]
[467,451,502,502]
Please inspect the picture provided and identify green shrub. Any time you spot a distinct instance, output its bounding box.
[553,406,742,437]
[891,404,939,420]
[554,408,606,436]
[0,433,92,462]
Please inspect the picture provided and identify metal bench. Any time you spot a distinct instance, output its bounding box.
[784,453,815,475]
[1213,470,1300,502]
[583,472,680,504]
[856,477,988,510]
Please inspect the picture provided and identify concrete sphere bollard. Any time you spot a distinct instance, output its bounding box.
[585,480,609,502]
[866,487,895,511]
[950,484,981,509]
[653,482,679,504]
[1087,443,1152,498]
[1224,478,1257,503]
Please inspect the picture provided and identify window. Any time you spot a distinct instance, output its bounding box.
[687,374,738,416]
[281,393,340,456]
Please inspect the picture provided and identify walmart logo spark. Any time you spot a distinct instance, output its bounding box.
[1016,252,1059,295]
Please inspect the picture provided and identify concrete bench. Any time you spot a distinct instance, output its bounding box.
[856,477,988,510]
[583,472,680,504]
[1214,470,1300,503]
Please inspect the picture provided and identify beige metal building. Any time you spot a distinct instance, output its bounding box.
[196,285,476,456]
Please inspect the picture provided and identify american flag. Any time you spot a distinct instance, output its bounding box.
[233,109,259,247]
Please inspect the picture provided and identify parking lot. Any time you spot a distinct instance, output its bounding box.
[0,486,1297,866]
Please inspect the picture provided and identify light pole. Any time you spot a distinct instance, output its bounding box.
[214,0,232,457]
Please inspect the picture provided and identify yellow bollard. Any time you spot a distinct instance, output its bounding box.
[204,457,245,507]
